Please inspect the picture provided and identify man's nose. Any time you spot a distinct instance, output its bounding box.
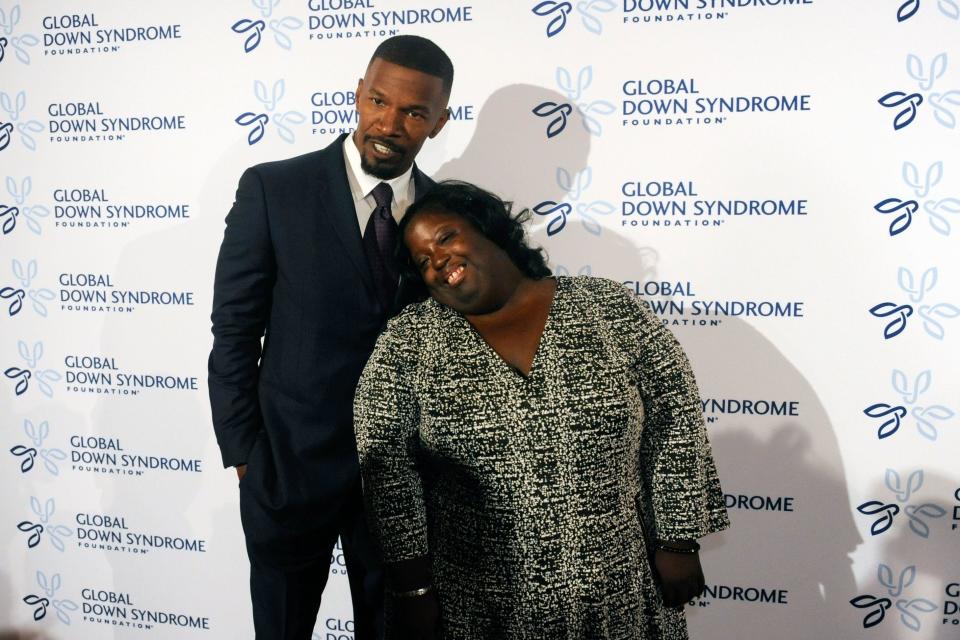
[377,109,402,136]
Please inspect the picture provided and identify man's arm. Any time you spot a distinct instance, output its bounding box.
[208,167,276,469]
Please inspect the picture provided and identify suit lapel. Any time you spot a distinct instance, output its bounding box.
[412,165,435,203]
[316,134,377,297]
[316,134,436,316]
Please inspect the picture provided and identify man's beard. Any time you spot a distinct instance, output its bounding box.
[360,152,402,180]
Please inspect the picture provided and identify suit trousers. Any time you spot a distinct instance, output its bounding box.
[241,483,384,640]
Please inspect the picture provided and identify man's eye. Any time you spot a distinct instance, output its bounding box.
[407,111,425,119]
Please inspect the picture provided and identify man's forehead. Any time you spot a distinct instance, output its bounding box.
[363,59,446,92]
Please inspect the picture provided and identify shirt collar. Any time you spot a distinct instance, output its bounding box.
[343,134,414,204]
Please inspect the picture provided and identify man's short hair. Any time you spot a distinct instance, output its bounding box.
[369,35,454,95]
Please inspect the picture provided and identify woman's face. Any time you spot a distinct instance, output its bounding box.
[403,208,521,315]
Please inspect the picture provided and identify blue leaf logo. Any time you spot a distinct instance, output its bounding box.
[868,302,914,338]
[940,0,960,19]
[532,1,572,37]
[577,0,616,34]
[0,121,12,151]
[879,563,915,597]
[4,365,30,395]
[897,0,920,21]
[850,595,891,628]
[0,286,24,315]
[874,197,917,235]
[22,594,48,621]
[884,468,923,502]
[235,112,269,145]
[917,302,959,340]
[17,520,42,548]
[857,501,900,535]
[929,90,960,128]
[924,198,959,235]
[878,91,923,130]
[897,266,936,303]
[853,563,935,630]
[268,16,302,50]
[532,101,573,138]
[0,204,17,234]
[231,18,265,53]
[904,503,946,538]
[863,403,907,439]
[896,598,938,631]
[533,201,572,235]
[906,54,945,91]
[10,444,36,471]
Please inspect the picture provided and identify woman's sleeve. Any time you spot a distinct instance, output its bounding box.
[613,283,730,541]
[354,311,428,562]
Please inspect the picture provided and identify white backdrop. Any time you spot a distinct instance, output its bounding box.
[2,1,959,638]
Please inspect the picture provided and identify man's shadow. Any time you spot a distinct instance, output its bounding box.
[429,84,591,207]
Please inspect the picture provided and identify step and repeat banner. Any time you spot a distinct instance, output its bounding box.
[2,1,958,638]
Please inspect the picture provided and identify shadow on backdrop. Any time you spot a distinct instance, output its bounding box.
[527,223,861,639]
[856,470,958,639]
[433,83,591,208]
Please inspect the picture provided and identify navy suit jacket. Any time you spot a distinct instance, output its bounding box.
[208,133,433,539]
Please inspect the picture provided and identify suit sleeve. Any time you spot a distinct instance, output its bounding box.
[602,281,729,541]
[353,312,428,562]
[207,168,276,468]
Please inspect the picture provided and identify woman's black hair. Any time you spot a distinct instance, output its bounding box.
[395,181,551,301]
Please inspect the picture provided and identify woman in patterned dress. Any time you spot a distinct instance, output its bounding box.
[354,181,729,640]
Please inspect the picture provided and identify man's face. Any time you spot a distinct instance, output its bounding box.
[352,58,450,180]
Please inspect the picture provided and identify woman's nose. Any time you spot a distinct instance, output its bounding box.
[430,250,449,271]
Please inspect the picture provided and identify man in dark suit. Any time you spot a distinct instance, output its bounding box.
[207,36,453,640]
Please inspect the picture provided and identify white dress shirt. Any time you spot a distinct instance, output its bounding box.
[342,135,414,236]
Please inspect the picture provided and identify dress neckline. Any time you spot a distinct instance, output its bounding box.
[454,276,564,380]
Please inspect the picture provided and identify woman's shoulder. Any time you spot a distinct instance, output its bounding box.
[384,297,445,336]
[560,275,653,325]
[562,275,635,304]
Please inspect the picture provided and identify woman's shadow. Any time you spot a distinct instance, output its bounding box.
[532,226,862,638]
[856,470,958,639]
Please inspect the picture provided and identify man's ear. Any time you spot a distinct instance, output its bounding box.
[429,107,450,139]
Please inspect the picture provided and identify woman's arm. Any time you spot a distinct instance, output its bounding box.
[353,311,440,635]
[626,291,728,542]
[598,279,729,605]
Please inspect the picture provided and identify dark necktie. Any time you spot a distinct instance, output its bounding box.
[363,182,398,307]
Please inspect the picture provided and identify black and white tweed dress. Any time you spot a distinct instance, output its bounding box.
[354,276,729,639]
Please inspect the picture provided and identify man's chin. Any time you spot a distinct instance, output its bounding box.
[360,153,408,180]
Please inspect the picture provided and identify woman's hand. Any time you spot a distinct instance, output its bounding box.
[394,590,441,640]
[654,548,705,607]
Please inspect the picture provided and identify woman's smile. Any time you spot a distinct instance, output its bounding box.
[444,264,466,287]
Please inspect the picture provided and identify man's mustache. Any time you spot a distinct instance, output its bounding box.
[364,136,404,154]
